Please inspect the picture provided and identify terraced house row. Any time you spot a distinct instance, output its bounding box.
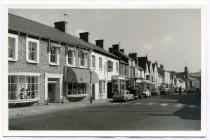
[8,13,200,106]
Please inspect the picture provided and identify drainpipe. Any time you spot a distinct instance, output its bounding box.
[89,49,93,103]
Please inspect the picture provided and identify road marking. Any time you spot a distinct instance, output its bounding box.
[147,102,156,105]
[160,103,168,106]
[174,103,185,108]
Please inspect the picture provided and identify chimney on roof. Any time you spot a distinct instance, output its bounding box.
[79,32,89,42]
[120,49,124,53]
[109,48,113,53]
[54,21,68,33]
[155,61,158,67]
[95,39,104,48]
[112,44,119,52]
[160,64,164,69]
[129,53,137,63]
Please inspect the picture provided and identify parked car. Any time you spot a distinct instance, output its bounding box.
[160,87,170,95]
[128,86,144,99]
[151,88,160,96]
[113,90,137,102]
[143,89,151,98]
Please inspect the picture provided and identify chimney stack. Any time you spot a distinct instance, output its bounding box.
[112,44,119,52]
[129,53,137,62]
[109,48,113,53]
[160,64,164,69]
[79,32,89,42]
[95,39,104,48]
[54,21,68,33]
[120,49,124,53]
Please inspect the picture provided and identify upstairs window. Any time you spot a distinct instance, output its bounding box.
[8,34,18,61]
[66,49,76,66]
[92,55,95,69]
[26,38,39,63]
[116,62,119,73]
[79,51,88,68]
[99,57,102,71]
[49,44,60,65]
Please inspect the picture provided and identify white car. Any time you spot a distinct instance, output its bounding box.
[143,89,151,98]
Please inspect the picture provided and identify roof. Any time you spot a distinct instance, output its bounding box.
[138,56,148,71]
[9,13,119,60]
[119,60,129,65]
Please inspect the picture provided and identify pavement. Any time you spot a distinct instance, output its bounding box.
[9,92,201,130]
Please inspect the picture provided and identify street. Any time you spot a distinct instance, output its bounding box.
[9,92,201,130]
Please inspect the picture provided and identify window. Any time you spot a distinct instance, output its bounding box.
[92,55,95,69]
[66,49,75,66]
[49,44,60,65]
[67,83,87,95]
[116,62,119,73]
[99,81,105,94]
[8,34,18,61]
[8,75,39,100]
[79,51,88,68]
[26,38,39,63]
[99,57,102,70]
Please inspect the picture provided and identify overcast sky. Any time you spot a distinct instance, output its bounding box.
[9,9,201,72]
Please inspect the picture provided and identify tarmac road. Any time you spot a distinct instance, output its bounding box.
[9,92,201,130]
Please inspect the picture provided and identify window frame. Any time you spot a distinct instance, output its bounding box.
[116,61,119,73]
[8,33,18,61]
[66,48,76,67]
[79,51,88,68]
[49,43,60,66]
[26,38,39,64]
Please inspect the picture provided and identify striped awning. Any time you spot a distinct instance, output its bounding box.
[64,66,99,83]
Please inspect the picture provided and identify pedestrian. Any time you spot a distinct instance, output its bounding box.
[179,86,182,95]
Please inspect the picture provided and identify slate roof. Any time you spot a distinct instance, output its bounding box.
[8,13,119,60]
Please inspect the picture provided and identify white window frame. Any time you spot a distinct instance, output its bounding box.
[79,51,88,68]
[49,43,60,66]
[8,33,18,61]
[26,38,39,64]
[66,48,76,67]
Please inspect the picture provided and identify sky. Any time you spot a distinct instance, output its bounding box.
[9,9,201,72]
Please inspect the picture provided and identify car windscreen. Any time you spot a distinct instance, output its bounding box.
[115,91,125,95]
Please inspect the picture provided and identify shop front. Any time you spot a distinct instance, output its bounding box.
[108,75,128,98]
[63,66,99,101]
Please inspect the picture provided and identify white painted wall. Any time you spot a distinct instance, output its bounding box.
[91,51,119,100]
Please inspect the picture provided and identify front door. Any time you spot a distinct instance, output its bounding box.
[48,83,56,103]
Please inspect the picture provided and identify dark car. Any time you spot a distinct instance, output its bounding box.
[128,86,144,99]
[151,88,160,96]
[160,87,170,95]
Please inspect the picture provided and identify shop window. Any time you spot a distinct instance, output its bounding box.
[67,49,76,66]
[49,44,60,65]
[8,75,39,100]
[8,34,18,61]
[67,83,87,95]
[26,38,39,63]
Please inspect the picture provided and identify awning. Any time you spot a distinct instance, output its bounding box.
[64,66,99,83]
